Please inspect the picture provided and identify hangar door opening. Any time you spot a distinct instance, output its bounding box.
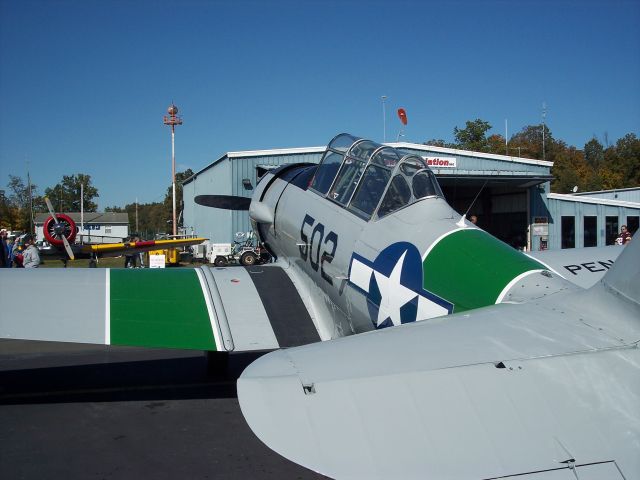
[440,182,528,250]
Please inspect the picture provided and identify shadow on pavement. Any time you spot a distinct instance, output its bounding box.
[0,351,267,405]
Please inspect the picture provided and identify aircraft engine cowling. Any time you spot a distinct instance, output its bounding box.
[43,213,77,247]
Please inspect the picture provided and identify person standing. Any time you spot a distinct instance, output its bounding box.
[22,234,41,268]
[130,234,141,268]
[11,237,22,267]
[0,229,8,267]
[124,234,136,268]
[615,225,631,245]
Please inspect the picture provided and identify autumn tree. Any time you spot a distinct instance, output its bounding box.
[1,175,44,231]
[44,174,99,213]
[612,133,640,186]
[550,145,593,193]
[422,118,639,193]
[453,119,493,152]
[121,202,168,238]
[423,138,456,148]
[0,190,10,227]
[102,169,195,238]
[163,169,194,230]
[508,124,548,160]
[104,205,125,213]
[106,202,169,238]
[487,134,507,155]
[584,138,605,168]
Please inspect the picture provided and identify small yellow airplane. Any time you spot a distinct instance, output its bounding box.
[34,197,206,265]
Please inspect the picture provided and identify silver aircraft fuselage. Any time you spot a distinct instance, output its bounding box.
[248,134,573,341]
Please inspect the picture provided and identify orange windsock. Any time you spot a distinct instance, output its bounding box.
[397,108,408,125]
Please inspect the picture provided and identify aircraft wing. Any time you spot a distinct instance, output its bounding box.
[78,237,208,257]
[0,265,320,352]
[238,241,640,479]
[527,245,621,288]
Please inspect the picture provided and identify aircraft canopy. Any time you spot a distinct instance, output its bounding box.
[310,133,443,220]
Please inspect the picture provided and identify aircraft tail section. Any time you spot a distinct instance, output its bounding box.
[600,238,640,307]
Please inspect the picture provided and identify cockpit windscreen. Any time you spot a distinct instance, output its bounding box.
[311,134,444,220]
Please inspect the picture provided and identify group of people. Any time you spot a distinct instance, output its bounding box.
[615,224,633,246]
[0,229,41,268]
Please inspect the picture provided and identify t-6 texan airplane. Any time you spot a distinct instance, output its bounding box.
[1,133,638,479]
[35,197,206,265]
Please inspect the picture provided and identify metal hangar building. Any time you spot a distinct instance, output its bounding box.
[182,140,640,251]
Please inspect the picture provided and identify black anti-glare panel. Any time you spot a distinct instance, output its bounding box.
[258,163,317,201]
[246,266,320,348]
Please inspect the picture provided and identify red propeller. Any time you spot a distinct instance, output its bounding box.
[43,197,76,260]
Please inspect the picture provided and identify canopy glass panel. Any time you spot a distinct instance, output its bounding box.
[311,134,444,220]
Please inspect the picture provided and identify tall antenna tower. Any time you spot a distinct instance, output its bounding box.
[505,119,508,155]
[542,102,547,162]
[163,104,182,237]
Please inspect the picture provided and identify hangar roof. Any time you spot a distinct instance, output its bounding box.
[547,193,640,208]
[572,187,640,203]
[184,146,326,185]
[575,187,640,195]
[183,140,553,187]
[390,142,554,167]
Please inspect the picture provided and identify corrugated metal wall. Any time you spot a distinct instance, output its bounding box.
[182,159,233,242]
[230,153,323,236]
[545,198,640,249]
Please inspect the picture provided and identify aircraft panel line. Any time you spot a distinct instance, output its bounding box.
[105,268,110,345]
[195,267,225,352]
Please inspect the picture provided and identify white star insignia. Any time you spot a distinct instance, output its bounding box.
[373,251,418,326]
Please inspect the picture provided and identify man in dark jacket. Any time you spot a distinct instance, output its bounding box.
[0,229,9,267]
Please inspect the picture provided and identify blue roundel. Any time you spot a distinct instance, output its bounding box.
[368,242,424,328]
[348,241,452,329]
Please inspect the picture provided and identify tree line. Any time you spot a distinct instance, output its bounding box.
[3,122,638,233]
[103,169,194,239]
[0,169,193,238]
[426,119,639,193]
[0,173,98,233]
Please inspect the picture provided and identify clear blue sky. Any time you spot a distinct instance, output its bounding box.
[1,0,638,209]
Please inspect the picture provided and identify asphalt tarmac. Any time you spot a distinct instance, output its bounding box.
[0,339,328,480]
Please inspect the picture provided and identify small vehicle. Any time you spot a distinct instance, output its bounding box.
[211,232,270,267]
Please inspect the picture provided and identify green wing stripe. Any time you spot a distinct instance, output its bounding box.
[423,230,544,313]
[109,269,217,351]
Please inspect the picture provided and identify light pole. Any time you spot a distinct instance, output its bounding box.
[163,104,182,237]
[542,102,547,162]
[509,145,527,157]
[381,95,387,143]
